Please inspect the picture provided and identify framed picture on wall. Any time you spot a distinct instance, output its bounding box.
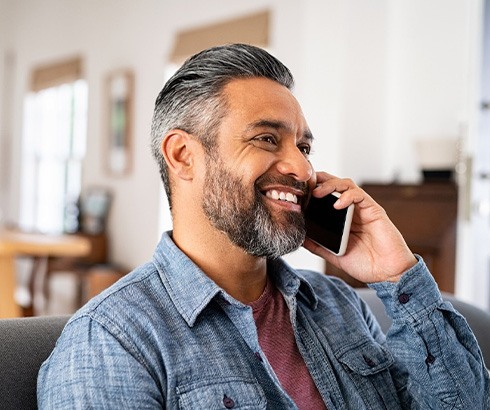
[106,69,134,176]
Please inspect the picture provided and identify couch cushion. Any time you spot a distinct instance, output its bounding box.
[0,315,69,410]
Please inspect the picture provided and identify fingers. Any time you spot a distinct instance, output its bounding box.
[312,172,372,209]
[314,171,352,189]
[313,172,357,196]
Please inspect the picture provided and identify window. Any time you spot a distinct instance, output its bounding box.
[19,58,87,234]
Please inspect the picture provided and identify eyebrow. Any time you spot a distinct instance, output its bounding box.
[246,119,314,143]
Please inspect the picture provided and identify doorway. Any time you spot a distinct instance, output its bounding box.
[465,0,490,310]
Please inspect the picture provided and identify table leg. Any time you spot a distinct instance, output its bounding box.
[32,256,48,316]
[0,255,22,318]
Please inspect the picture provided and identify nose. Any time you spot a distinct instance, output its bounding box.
[276,145,314,183]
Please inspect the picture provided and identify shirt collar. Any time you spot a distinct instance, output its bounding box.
[152,232,318,327]
[267,258,318,309]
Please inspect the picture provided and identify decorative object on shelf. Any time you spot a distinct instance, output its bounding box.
[80,187,112,235]
[415,137,458,182]
[106,69,134,176]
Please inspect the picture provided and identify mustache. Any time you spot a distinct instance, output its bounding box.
[254,174,310,196]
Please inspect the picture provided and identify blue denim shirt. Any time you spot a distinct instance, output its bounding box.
[38,232,490,409]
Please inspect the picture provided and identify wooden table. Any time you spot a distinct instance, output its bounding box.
[0,230,91,318]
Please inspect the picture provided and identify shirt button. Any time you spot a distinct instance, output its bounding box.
[363,355,376,367]
[398,293,410,304]
[425,354,436,365]
[223,395,235,408]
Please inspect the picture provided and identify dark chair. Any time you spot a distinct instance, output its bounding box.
[0,315,70,410]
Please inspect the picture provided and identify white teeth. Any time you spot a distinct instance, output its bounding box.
[266,190,298,204]
[286,193,296,203]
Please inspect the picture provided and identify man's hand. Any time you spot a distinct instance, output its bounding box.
[303,172,417,283]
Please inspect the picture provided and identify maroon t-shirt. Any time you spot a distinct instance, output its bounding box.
[250,279,327,409]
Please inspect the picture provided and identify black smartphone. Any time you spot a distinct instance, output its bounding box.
[304,192,354,256]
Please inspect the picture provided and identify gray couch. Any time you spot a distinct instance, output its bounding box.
[1,291,489,409]
[0,315,69,410]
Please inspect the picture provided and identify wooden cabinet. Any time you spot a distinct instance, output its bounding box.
[326,182,458,293]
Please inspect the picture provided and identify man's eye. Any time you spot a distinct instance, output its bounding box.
[252,135,278,149]
[256,135,276,145]
[298,144,311,156]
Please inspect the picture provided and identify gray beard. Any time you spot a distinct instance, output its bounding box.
[202,157,307,259]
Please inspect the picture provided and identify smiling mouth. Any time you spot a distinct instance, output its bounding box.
[265,189,299,205]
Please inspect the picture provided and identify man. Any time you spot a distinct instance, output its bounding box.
[38,44,489,409]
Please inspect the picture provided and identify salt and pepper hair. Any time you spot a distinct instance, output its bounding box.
[150,43,294,207]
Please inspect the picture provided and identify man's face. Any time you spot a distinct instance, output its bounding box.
[201,77,315,258]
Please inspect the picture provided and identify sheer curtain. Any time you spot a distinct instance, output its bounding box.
[20,79,87,234]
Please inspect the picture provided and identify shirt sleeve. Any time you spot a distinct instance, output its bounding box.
[369,256,490,409]
[37,315,164,409]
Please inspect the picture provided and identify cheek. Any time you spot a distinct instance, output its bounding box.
[219,145,277,188]
[240,153,276,181]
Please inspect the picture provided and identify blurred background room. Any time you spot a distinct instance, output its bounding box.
[1,0,489,317]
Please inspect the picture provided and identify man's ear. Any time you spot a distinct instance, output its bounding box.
[160,130,197,181]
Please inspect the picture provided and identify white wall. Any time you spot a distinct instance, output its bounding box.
[0,0,479,278]
[382,0,472,182]
[0,0,13,225]
[297,0,472,184]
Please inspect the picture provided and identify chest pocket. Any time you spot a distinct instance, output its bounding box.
[336,339,394,375]
[336,340,401,409]
[176,377,267,409]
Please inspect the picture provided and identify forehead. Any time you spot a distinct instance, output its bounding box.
[219,77,310,137]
